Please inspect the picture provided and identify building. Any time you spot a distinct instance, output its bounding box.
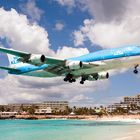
[107,103,128,112]
[1,101,69,112]
[107,94,140,112]
[38,101,68,111]
[0,112,18,118]
[124,94,140,106]
[35,107,52,114]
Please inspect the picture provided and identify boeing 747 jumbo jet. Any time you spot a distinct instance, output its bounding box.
[0,45,140,84]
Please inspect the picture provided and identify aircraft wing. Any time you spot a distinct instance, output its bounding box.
[0,47,64,65]
[44,60,107,76]
[43,56,65,65]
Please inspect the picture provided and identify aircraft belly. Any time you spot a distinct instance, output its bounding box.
[22,70,57,77]
[71,55,140,76]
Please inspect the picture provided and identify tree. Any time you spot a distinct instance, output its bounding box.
[0,106,5,112]
[28,105,35,115]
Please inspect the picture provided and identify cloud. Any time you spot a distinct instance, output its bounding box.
[20,0,44,22]
[0,7,53,55]
[56,0,140,48]
[55,1,140,48]
[54,0,129,22]
[73,30,85,46]
[0,74,109,105]
[77,0,128,23]
[73,16,140,48]
[54,0,75,9]
[54,22,65,31]
[56,46,89,59]
[70,94,92,103]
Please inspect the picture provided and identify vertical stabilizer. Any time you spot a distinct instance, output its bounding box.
[7,54,20,67]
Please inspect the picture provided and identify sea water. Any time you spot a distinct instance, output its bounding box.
[0,119,140,140]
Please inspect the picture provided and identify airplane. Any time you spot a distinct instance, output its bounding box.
[0,45,140,84]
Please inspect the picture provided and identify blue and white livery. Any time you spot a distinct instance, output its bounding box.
[0,45,140,84]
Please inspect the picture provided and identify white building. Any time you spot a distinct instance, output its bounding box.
[5,101,68,112]
[0,112,18,118]
[107,94,140,112]
[124,95,140,106]
[35,107,52,114]
[107,103,128,112]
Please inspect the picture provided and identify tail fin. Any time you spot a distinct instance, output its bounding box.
[7,54,20,67]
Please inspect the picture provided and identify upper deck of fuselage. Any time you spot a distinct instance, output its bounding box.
[68,45,140,62]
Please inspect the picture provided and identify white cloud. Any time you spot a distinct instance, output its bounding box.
[54,0,75,8]
[55,0,140,48]
[71,0,140,48]
[73,30,85,46]
[56,46,89,59]
[0,8,53,55]
[73,19,95,47]
[20,0,44,22]
[54,22,65,31]
[70,94,92,102]
[73,16,140,48]
[76,0,128,23]
[0,74,109,105]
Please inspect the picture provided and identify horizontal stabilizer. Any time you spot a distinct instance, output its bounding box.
[0,66,20,72]
[0,47,30,58]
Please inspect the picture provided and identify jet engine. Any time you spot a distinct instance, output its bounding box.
[65,60,82,70]
[27,54,45,65]
[98,72,109,79]
[87,72,109,81]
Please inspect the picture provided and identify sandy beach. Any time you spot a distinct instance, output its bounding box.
[14,114,140,122]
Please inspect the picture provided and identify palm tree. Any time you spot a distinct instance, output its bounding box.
[0,106,5,112]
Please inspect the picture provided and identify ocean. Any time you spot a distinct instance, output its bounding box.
[0,119,140,140]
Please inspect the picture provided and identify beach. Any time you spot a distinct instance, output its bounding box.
[14,114,140,121]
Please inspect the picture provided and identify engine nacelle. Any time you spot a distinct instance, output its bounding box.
[87,72,109,81]
[28,54,45,65]
[98,72,109,79]
[65,60,82,70]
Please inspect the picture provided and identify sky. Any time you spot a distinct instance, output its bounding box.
[0,0,140,106]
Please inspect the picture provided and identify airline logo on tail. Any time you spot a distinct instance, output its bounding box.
[11,56,19,64]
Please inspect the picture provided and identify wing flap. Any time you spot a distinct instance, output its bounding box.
[44,56,65,65]
[83,61,106,67]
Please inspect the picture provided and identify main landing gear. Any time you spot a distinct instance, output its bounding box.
[63,73,76,83]
[133,64,139,74]
[80,77,86,84]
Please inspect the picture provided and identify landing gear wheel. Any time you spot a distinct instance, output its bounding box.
[68,78,76,83]
[63,77,68,82]
[64,73,75,83]
[72,79,76,82]
[69,79,73,83]
[94,76,98,80]
[133,69,138,74]
[80,81,84,84]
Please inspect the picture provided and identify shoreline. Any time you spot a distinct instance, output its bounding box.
[1,115,140,122]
